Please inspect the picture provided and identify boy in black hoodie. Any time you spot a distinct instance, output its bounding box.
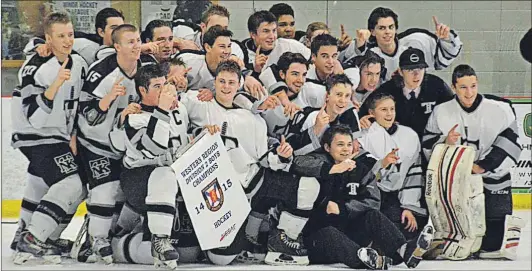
[294,125,434,269]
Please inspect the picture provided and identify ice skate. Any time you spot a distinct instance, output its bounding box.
[47,238,74,257]
[357,247,394,270]
[13,231,62,265]
[10,220,26,251]
[235,232,267,264]
[70,215,98,263]
[403,224,434,268]
[152,234,179,270]
[264,228,309,266]
[91,236,114,264]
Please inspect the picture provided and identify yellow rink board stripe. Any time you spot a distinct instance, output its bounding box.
[2,200,87,219]
[2,194,530,218]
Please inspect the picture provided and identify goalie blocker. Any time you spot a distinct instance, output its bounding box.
[425,144,526,261]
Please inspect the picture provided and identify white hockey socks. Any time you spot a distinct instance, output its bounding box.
[479,215,527,261]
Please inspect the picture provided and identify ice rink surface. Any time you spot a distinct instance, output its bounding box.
[1,210,531,270]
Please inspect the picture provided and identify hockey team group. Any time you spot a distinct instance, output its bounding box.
[8,2,528,270]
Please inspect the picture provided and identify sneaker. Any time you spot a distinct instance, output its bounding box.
[47,238,74,257]
[10,220,26,251]
[357,247,393,270]
[91,236,113,264]
[403,225,434,268]
[264,228,309,266]
[152,234,179,270]
[13,231,62,265]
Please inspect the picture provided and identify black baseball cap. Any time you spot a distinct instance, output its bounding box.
[399,47,429,70]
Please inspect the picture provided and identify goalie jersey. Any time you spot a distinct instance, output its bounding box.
[180,90,289,190]
[11,53,88,149]
[77,54,141,160]
[340,28,463,81]
[357,122,425,215]
[422,95,522,192]
[120,104,190,169]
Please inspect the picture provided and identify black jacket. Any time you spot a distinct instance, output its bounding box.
[359,73,454,140]
[292,149,381,234]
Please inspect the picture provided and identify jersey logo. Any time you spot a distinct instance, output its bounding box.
[89,157,111,180]
[54,153,78,174]
[201,178,224,212]
[524,113,531,138]
[87,71,102,83]
[421,101,436,114]
[21,65,38,77]
[346,183,360,195]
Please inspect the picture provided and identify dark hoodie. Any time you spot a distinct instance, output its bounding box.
[290,148,381,235]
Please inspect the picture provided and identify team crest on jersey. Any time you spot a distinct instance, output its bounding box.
[524,113,531,138]
[201,178,224,212]
[54,153,78,174]
[89,157,111,180]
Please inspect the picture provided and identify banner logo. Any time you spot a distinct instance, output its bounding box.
[202,178,224,212]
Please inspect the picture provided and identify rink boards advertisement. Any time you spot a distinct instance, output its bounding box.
[508,98,531,192]
[171,132,251,250]
[508,98,531,209]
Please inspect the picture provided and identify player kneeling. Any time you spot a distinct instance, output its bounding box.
[423,64,526,261]
[72,64,193,269]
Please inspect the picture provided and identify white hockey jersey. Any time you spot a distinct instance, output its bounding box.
[296,65,327,108]
[119,104,190,169]
[272,107,362,156]
[177,51,215,91]
[172,21,246,62]
[296,65,361,109]
[77,54,141,159]
[341,28,463,81]
[423,95,522,192]
[11,53,88,149]
[177,51,244,91]
[24,32,104,66]
[180,90,289,189]
[358,122,425,215]
[242,38,311,72]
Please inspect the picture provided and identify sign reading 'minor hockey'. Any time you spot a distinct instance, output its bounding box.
[171,132,251,250]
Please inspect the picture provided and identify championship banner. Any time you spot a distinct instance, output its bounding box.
[171,132,251,250]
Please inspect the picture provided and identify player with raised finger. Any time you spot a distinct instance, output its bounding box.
[356,92,428,241]
[340,7,463,82]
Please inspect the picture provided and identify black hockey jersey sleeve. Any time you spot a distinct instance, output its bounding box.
[422,107,447,160]
[17,55,74,129]
[78,56,124,126]
[16,55,54,129]
[476,97,522,173]
[124,108,171,159]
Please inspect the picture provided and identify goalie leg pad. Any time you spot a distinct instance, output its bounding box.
[479,215,527,261]
[425,144,486,260]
